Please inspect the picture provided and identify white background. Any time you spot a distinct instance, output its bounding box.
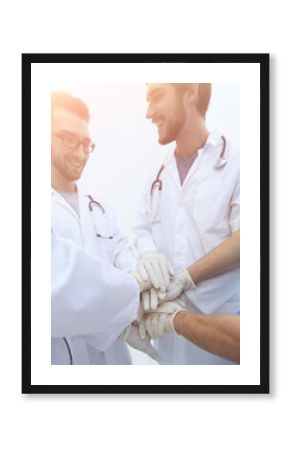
[0,1,286,450]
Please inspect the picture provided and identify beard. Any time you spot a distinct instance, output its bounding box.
[62,159,85,181]
[51,151,86,184]
[158,100,186,145]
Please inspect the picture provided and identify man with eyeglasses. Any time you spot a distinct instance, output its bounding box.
[51,91,158,365]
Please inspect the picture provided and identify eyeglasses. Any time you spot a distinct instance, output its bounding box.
[52,131,96,154]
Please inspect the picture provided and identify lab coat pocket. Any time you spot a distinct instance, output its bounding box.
[88,211,115,262]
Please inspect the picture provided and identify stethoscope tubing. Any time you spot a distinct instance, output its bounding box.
[87,195,114,239]
[88,194,105,213]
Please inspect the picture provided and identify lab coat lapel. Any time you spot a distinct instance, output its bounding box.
[180,149,205,192]
[77,187,92,235]
[180,130,221,191]
[166,153,182,191]
[51,188,79,222]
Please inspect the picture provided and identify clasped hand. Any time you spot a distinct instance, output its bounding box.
[134,260,196,314]
[138,296,187,340]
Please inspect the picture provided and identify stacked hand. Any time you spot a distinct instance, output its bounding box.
[125,257,195,360]
[140,268,196,312]
[138,296,187,340]
[131,271,153,293]
[136,251,176,313]
[119,299,184,363]
[137,251,174,300]
[119,324,160,362]
[134,253,196,323]
[162,269,196,301]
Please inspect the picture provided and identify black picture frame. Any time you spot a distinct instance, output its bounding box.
[22,53,269,394]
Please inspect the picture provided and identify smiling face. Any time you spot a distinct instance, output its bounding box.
[146,84,188,145]
[51,108,91,191]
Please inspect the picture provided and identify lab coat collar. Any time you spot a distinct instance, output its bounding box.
[51,186,70,203]
[163,146,176,165]
[51,184,81,221]
[165,130,222,190]
[190,129,223,164]
[165,129,221,163]
[205,129,221,148]
[164,148,182,190]
[51,184,97,233]
[52,184,106,213]
[51,184,78,196]
[51,182,86,200]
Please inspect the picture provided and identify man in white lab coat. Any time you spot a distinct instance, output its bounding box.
[134,83,240,364]
[51,91,157,364]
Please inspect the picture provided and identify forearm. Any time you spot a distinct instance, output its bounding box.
[187,230,240,284]
[174,311,240,363]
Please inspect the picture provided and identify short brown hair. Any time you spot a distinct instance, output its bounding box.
[171,83,212,117]
[51,91,90,122]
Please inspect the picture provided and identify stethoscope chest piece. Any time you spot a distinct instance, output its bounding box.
[213,157,227,169]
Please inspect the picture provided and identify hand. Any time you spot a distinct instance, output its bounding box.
[131,271,152,293]
[162,269,196,302]
[139,296,187,340]
[139,281,188,316]
[137,252,174,297]
[141,287,159,312]
[119,324,160,362]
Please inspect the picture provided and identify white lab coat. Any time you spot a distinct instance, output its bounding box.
[51,187,139,365]
[134,130,240,364]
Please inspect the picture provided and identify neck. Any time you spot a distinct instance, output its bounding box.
[175,118,209,159]
[51,172,76,193]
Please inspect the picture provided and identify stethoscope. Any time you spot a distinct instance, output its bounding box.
[87,195,114,239]
[150,135,227,196]
[150,164,165,195]
[213,135,227,169]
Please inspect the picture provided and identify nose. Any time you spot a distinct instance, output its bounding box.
[146,102,154,120]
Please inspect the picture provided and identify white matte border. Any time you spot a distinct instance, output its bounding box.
[30,60,260,386]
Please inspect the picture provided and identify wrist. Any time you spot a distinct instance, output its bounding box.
[172,310,187,334]
[119,324,131,342]
[183,269,196,289]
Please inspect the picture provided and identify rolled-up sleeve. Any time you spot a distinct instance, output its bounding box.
[230,173,240,232]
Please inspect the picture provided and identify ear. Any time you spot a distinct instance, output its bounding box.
[184,84,199,106]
